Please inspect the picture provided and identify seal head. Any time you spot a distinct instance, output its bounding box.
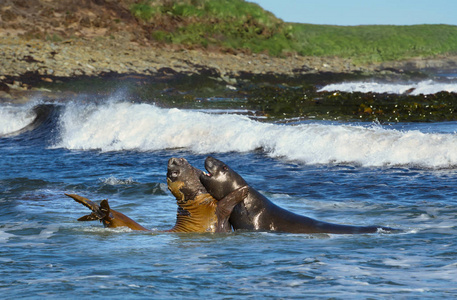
[200,156,247,200]
[167,157,207,203]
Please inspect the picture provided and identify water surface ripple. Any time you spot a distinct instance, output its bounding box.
[1,97,457,298]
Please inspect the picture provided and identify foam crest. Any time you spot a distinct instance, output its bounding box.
[0,230,15,243]
[267,124,457,167]
[56,101,264,153]
[0,105,35,135]
[319,80,457,95]
[55,101,457,168]
[100,176,136,185]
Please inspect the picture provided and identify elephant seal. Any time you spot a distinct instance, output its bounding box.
[65,193,149,231]
[166,157,248,232]
[200,156,400,234]
[67,157,247,233]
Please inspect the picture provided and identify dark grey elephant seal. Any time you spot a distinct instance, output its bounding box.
[200,156,400,234]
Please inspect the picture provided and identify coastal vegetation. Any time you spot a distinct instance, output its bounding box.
[289,24,457,63]
[2,0,456,65]
[129,0,457,63]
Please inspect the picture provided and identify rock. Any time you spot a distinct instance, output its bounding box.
[1,32,455,89]
[0,82,10,93]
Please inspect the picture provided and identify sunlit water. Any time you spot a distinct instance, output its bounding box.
[1,90,457,298]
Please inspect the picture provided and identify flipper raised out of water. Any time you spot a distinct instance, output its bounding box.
[65,193,149,231]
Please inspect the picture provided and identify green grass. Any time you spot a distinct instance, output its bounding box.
[130,2,158,20]
[129,0,457,63]
[290,24,457,63]
[130,0,289,55]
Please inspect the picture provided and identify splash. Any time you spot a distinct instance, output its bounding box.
[56,101,262,153]
[54,101,457,168]
[319,80,457,95]
[0,105,36,136]
[100,176,136,185]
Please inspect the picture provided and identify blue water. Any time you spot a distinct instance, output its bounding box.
[1,89,457,298]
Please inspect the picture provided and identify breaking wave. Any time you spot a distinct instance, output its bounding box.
[53,101,457,168]
[0,103,58,138]
[319,79,457,95]
[0,104,36,136]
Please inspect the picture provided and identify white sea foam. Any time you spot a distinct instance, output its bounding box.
[0,230,15,243]
[55,101,457,168]
[318,80,457,95]
[56,101,263,153]
[0,105,36,135]
[100,175,136,185]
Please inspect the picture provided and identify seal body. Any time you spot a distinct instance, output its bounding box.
[200,156,399,234]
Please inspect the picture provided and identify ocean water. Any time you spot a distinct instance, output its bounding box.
[1,77,457,298]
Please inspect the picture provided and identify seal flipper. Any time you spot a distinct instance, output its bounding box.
[100,199,113,219]
[65,193,107,221]
[65,193,149,231]
[66,193,116,227]
[65,193,116,228]
[77,213,100,221]
[215,186,249,232]
[98,199,116,227]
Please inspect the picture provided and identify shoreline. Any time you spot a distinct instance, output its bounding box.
[1,35,457,102]
[0,36,375,80]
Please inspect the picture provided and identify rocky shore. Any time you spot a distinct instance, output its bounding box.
[2,34,457,97]
[0,35,366,81]
[0,34,358,101]
[0,0,376,88]
[2,33,457,121]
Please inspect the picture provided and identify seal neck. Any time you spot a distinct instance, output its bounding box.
[178,193,214,209]
[170,193,217,233]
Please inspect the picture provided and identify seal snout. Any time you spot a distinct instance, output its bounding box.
[203,156,217,177]
[168,157,186,180]
[206,156,215,167]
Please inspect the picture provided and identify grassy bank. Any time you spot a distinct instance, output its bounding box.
[130,0,289,55]
[130,0,457,63]
[290,24,457,63]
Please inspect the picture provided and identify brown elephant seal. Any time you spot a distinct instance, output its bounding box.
[65,193,149,231]
[67,157,248,233]
[200,156,401,234]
